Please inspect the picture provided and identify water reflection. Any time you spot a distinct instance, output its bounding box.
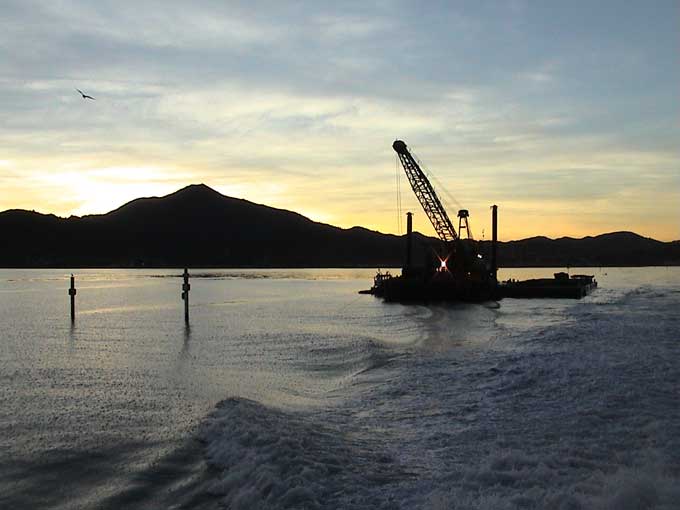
[179,323,191,361]
[68,320,77,341]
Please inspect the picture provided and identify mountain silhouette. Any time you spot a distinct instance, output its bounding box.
[0,185,414,267]
[1,184,678,268]
[486,231,679,267]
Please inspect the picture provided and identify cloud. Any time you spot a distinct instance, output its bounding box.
[0,0,678,240]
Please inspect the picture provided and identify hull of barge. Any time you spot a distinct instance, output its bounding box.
[370,275,498,303]
[365,272,597,302]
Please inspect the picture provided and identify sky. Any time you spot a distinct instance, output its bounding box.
[1,0,678,241]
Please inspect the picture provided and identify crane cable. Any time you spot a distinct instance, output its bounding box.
[410,146,476,239]
[412,150,461,212]
[395,153,403,234]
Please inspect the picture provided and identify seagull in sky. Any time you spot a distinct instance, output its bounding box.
[75,88,95,100]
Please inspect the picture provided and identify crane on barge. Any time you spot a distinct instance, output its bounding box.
[392,140,488,280]
[363,140,597,302]
[392,140,458,243]
[366,140,496,302]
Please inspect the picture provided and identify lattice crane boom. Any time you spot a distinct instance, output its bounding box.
[392,140,458,242]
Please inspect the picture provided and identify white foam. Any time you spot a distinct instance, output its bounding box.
[199,398,408,509]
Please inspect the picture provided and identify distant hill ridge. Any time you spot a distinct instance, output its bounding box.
[1,184,678,268]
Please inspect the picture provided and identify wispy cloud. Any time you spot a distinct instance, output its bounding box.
[1,0,678,240]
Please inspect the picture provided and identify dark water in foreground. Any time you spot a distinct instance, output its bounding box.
[1,268,679,509]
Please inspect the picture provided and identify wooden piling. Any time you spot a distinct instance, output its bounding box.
[181,268,190,324]
[68,274,77,322]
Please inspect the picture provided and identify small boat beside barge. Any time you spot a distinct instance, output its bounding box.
[498,272,597,299]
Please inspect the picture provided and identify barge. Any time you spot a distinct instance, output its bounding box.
[366,269,596,302]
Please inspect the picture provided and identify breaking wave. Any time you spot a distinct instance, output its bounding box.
[198,398,410,510]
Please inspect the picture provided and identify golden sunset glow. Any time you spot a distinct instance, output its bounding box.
[1,2,678,241]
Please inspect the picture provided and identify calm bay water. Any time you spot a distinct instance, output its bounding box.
[1,267,679,509]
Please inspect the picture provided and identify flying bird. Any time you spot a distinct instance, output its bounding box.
[75,88,95,100]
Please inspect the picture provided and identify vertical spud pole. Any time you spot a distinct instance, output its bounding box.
[491,205,498,282]
[69,274,77,323]
[181,268,190,324]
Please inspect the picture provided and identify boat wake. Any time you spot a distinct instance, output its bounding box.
[198,397,412,510]
[190,283,680,509]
